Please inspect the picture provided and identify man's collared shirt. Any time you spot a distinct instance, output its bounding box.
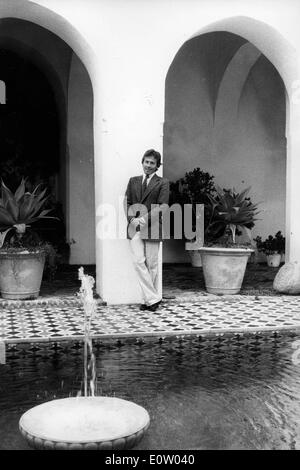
[142,172,156,186]
[139,172,156,226]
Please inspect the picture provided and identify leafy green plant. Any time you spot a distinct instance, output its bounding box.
[0,178,57,249]
[170,168,216,238]
[205,186,260,245]
[254,231,285,255]
[170,167,216,205]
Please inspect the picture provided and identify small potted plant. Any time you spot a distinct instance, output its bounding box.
[254,231,285,267]
[0,178,57,300]
[198,186,260,294]
[170,168,216,266]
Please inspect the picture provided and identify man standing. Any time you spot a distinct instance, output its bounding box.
[125,149,169,312]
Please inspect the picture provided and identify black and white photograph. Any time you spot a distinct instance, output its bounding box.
[0,0,300,455]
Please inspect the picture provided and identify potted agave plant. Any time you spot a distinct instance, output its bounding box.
[199,186,260,294]
[0,179,56,300]
[254,231,285,267]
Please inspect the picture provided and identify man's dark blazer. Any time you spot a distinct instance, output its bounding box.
[125,173,170,240]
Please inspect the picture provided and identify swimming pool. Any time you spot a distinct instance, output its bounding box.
[1,333,300,450]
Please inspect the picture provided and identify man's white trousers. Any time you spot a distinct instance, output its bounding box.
[129,232,161,306]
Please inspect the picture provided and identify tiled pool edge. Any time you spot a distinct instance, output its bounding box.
[2,323,300,346]
[1,294,300,348]
[0,297,106,308]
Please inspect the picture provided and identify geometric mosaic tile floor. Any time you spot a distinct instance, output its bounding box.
[1,263,299,348]
[1,295,300,345]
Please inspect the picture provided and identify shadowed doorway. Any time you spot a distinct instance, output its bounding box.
[0,47,66,257]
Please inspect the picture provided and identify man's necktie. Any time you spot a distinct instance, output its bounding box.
[142,174,149,197]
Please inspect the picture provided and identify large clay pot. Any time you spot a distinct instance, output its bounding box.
[0,250,45,300]
[199,247,253,294]
[266,253,281,268]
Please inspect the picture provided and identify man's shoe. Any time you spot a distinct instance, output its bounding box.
[139,304,148,311]
[148,300,162,312]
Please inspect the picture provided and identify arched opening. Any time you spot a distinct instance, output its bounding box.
[0,17,95,265]
[163,22,290,265]
[0,47,60,189]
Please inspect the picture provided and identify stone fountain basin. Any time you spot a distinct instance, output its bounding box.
[19,396,150,450]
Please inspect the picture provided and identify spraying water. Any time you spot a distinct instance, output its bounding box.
[18,268,150,450]
[78,267,97,397]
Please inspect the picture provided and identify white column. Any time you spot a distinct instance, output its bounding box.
[92,61,166,304]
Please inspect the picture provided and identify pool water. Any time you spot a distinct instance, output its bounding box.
[1,333,300,450]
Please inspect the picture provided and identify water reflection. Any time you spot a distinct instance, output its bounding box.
[1,332,300,449]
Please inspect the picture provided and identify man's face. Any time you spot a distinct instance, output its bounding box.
[142,156,158,175]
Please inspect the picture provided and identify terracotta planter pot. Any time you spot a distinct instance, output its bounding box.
[0,250,45,300]
[199,247,253,295]
[266,253,281,267]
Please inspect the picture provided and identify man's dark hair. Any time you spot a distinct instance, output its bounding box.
[141,149,161,168]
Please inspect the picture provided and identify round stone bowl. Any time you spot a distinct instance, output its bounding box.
[19,396,150,450]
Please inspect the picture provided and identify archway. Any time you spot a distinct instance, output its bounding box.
[0,47,60,190]
[0,14,95,265]
[163,17,295,264]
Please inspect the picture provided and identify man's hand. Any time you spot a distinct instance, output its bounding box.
[137,217,146,227]
[128,217,146,238]
[131,217,146,228]
[130,218,140,229]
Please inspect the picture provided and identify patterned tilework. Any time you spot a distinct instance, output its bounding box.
[0,296,105,309]
[1,296,300,344]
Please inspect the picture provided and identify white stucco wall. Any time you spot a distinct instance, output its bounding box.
[67,52,95,264]
[3,0,300,302]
